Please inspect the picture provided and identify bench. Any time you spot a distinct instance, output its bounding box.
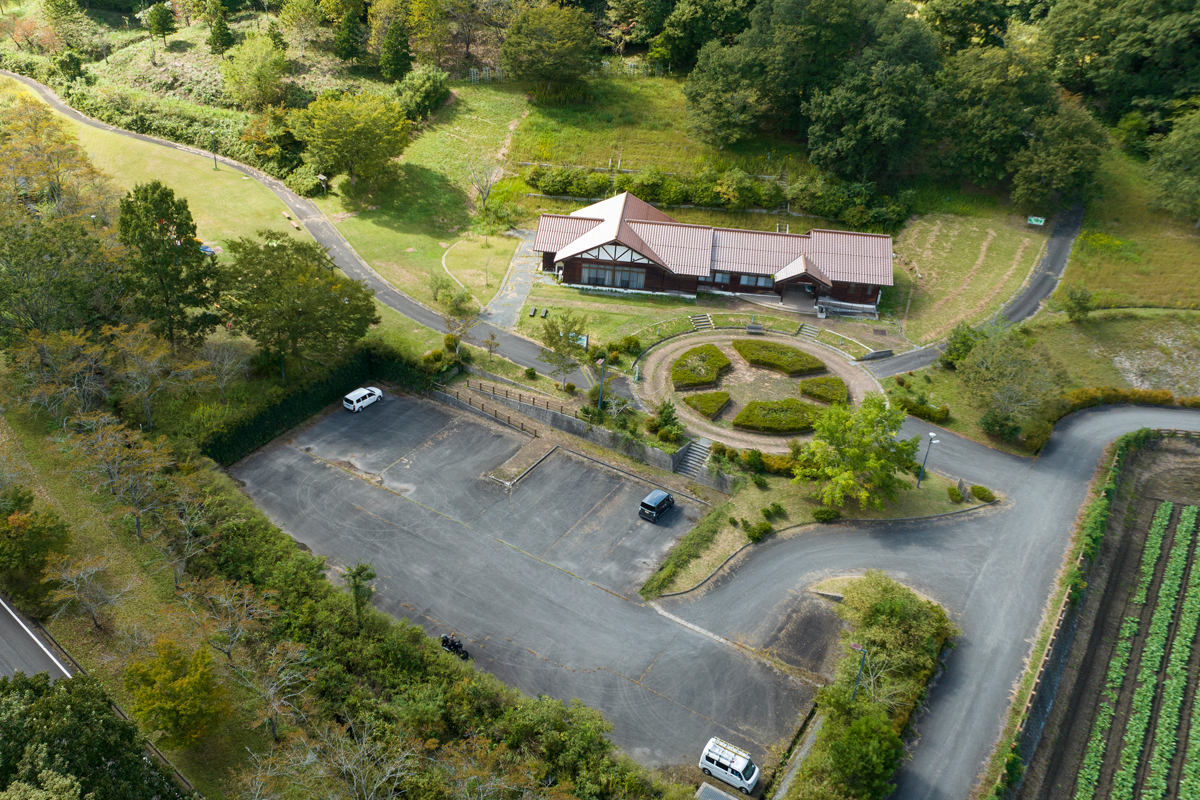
[529,307,537,317]
[746,323,764,334]
[541,308,549,318]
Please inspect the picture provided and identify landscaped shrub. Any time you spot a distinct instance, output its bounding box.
[563,382,576,393]
[980,409,1021,441]
[751,474,767,488]
[396,64,451,121]
[894,394,950,424]
[742,448,766,473]
[762,502,785,520]
[971,485,996,503]
[762,453,796,475]
[813,507,842,522]
[948,486,963,503]
[670,344,731,388]
[745,520,773,543]
[732,399,819,433]
[801,375,849,404]
[732,339,825,376]
[524,367,538,379]
[284,163,324,197]
[682,391,731,419]
[1023,420,1053,453]
[618,335,643,355]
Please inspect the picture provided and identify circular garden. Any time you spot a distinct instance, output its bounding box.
[668,337,853,435]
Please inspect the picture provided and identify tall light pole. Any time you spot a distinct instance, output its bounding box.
[917,432,940,488]
[210,129,217,170]
[850,643,866,702]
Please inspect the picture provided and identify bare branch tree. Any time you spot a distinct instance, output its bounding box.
[200,338,252,404]
[8,330,107,427]
[72,417,173,540]
[149,473,221,587]
[232,641,314,742]
[42,553,134,631]
[179,576,278,661]
[463,153,505,216]
[103,322,212,428]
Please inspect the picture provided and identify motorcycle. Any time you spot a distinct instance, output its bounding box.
[441,634,470,661]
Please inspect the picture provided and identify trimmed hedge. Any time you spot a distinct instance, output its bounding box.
[198,340,444,466]
[732,339,825,376]
[683,391,731,419]
[971,485,996,502]
[801,375,849,404]
[671,344,731,389]
[894,394,951,424]
[1026,386,1199,453]
[732,399,820,433]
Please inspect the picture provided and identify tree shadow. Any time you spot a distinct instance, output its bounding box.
[167,39,194,52]
[334,163,471,237]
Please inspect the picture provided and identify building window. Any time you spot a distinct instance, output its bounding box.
[713,272,730,284]
[738,275,772,288]
[739,274,756,286]
[581,264,646,289]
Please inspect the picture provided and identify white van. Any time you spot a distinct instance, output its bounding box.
[343,387,383,412]
[698,738,759,794]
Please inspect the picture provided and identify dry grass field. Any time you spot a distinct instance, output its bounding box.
[893,212,1046,344]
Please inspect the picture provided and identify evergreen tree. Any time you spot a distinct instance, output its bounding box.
[145,2,177,44]
[378,19,411,81]
[334,11,364,61]
[207,11,234,53]
[266,18,287,50]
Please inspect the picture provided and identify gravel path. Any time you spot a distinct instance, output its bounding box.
[635,331,880,452]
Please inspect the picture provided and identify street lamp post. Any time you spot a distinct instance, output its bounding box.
[917,432,940,488]
[850,643,866,702]
[89,214,96,229]
[317,174,327,197]
[210,130,217,170]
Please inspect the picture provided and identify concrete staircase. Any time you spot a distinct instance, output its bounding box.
[675,439,712,479]
[690,314,714,331]
[797,322,820,339]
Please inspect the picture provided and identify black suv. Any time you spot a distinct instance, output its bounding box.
[639,490,675,523]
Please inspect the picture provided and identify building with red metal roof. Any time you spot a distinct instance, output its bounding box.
[533,193,894,316]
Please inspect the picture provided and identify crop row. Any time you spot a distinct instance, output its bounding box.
[1110,506,1196,800]
[1072,615,1141,800]
[1175,509,1200,797]
[1134,501,1176,604]
[1142,505,1200,800]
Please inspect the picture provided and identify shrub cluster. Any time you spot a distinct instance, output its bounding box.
[812,507,842,522]
[971,485,996,503]
[1025,386,1200,453]
[682,391,731,419]
[948,486,963,503]
[745,520,773,543]
[893,393,951,424]
[670,344,731,389]
[732,399,819,433]
[710,442,797,475]
[640,502,732,598]
[395,64,451,121]
[732,339,825,376]
[800,375,849,404]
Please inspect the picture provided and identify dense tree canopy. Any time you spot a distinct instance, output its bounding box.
[1147,110,1200,228]
[291,92,409,187]
[221,33,288,108]
[500,6,601,89]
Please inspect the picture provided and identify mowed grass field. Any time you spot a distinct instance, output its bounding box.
[314,84,529,309]
[4,77,301,248]
[893,210,1046,344]
[1062,151,1200,309]
[443,235,520,308]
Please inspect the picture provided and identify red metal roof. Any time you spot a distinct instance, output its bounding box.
[533,194,893,287]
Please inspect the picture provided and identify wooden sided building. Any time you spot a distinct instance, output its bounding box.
[533,193,895,317]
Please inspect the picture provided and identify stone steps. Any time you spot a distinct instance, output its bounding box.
[690,314,714,331]
[797,322,820,339]
[676,439,713,479]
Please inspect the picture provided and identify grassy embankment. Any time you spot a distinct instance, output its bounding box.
[1060,150,1200,310]
[881,309,1200,450]
[0,413,268,799]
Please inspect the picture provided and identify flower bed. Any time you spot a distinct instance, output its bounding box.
[671,344,732,389]
[732,399,820,433]
[800,375,848,404]
[731,339,825,376]
[682,391,731,419]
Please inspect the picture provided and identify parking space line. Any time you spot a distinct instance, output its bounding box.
[541,483,623,558]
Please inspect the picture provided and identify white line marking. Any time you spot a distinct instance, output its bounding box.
[0,595,70,678]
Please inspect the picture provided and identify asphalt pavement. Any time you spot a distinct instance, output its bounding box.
[0,594,70,680]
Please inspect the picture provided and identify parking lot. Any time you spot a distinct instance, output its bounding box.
[234,393,814,767]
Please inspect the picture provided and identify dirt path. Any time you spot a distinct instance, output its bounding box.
[635,331,880,453]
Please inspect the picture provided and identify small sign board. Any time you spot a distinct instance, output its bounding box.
[1027,216,1046,226]
[569,333,589,350]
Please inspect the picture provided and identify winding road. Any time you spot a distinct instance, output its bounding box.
[4,71,1198,800]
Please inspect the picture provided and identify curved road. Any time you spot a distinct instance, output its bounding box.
[7,71,1199,800]
[867,204,1085,378]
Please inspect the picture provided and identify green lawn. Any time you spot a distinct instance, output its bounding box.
[508,76,809,176]
[1060,150,1200,309]
[0,412,268,799]
[443,235,519,307]
[892,210,1047,344]
[314,85,529,310]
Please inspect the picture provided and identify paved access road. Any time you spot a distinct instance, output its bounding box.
[867,205,1085,378]
[0,594,70,681]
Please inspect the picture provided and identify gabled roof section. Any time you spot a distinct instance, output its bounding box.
[551,193,676,265]
[774,254,831,287]
[533,214,603,254]
[806,229,893,286]
[627,220,713,276]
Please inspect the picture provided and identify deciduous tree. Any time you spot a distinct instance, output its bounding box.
[42,553,133,630]
[1057,282,1093,322]
[104,322,210,429]
[7,330,107,427]
[221,33,288,108]
[279,0,322,56]
[537,308,587,384]
[0,484,70,592]
[180,576,278,661]
[124,637,228,748]
[682,41,765,145]
[291,93,410,188]
[118,181,220,350]
[232,640,313,741]
[1009,100,1108,212]
[199,338,251,402]
[150,473,220,587]
[829,712,904,799]
[1146,110,1200,228]
[500,6,600,90]
[958,325,1059,416]
[222,233,379,379]
[792,393,919,509]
